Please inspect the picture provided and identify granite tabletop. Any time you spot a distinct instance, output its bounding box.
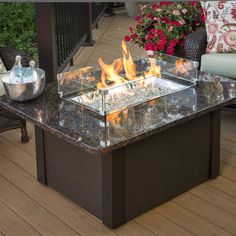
[0,72,235,155]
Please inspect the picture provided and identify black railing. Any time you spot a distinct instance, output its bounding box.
[112,3,125,8]
[55,3,88,71]
[91,3,107,27]
[36,3,112,82]
[55,3,108,72]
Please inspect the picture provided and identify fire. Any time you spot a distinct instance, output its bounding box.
[121,40,137,80]
[97,41,138,89]
[96,41,161,90]
[174,58,192,74]
[97,58,126,89]
[106,109,128,126]
[144,58,161,78]
[59,67,94,85]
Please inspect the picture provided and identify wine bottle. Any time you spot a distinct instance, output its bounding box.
[9,55,23,84]
[23,61,38,83]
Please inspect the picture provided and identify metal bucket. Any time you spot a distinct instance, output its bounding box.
[1,68,45,102]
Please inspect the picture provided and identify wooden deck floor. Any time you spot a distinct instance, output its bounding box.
[0,110,235,236]
[70,10,145,71]
[1,11,236,236]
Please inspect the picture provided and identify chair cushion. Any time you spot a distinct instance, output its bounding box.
[201,1,236,53]
[0,57,7,96]
[201,53,236,79]
[0,56,7,73]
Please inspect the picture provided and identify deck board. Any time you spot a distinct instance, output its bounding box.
[1,10,236,236]
[0,200,41,236]
[0,113,235,236]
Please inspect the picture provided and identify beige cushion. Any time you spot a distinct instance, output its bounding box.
[0,57,7,96]
[201,53,236,79]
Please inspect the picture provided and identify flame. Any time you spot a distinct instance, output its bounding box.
[121,40,137,80]
[149,99,158,107]
[97,57,126,89]
[96,40,162,90]
[59,67,94,85]
[144,58,161,78]
[175,58,192,74]
[106,109,128,126]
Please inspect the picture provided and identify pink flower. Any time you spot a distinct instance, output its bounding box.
[157,37,167,51]
[160,1,171,6]
[170,20,181,26]
[168,26,174,32]
[179,20,185,25]
[169,38,179,46]
[201,12,205,22]
[149,28,156,34]
[135,16,141,23]
[146,14,153,19]
[157,29,164,36]
[161,17,170,24]
[189,1,198,6]
[131,33,137,39]
[173,10,180,16]
[141,4,147,10]
[167,45,174,55]
[129,27,133,33]
[146,33,154,41]
[145,42,157,51]
[152,4,158,10]
[179,41,185,48]
[124,35,131,42]
[182,9,188,14]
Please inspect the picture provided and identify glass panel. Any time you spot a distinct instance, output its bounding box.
[57,54,198,116]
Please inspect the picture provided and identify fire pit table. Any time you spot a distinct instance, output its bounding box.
[0,50,235,228]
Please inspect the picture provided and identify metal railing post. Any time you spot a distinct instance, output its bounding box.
[81,3,95,46]
[35,3,57,83]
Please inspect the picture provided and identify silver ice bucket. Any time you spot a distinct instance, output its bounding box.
[1,68,45,102]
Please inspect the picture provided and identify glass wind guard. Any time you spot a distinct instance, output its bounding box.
[57,67,101,97]
[58,87,197,148]
[152,52,199,83]
[57,54,198,116]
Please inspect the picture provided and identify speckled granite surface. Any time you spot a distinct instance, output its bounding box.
[0,72,235,155]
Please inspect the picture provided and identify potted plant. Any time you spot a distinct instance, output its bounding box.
[124,1,205,56]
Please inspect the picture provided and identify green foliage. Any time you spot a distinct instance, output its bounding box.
[0,3,38,60]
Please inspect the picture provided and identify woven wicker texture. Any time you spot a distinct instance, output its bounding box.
[0,47,30,70]
[184,28,207,64]
[0,47,29,142]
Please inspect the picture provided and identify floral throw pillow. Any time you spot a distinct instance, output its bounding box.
[0,57,7,96]
[0,57,7,73]
[201,1,236,53]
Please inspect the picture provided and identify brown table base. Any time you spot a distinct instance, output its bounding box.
[35,110,221,228]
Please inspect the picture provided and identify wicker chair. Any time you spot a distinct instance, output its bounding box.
[0,47,30,143]
[184,27,207,65]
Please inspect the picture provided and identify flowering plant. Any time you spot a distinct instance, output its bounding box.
[125,1,205,56]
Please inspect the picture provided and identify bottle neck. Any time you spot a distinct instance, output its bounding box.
[15,59,22,67]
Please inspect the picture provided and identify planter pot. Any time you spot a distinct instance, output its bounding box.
[125,2,142,18]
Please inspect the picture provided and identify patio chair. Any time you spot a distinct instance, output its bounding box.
[184,27,236,80]
[0,47,29,143]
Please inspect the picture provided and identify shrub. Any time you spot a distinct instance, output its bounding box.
[0,3,38,60]
[125,1,205,56]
